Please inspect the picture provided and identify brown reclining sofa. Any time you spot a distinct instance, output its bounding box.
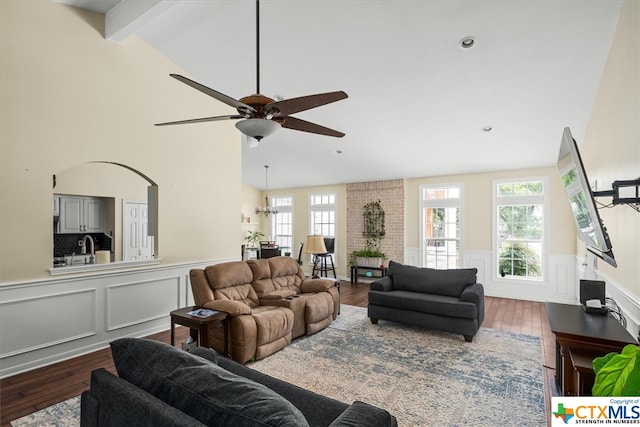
[190,256,340,363]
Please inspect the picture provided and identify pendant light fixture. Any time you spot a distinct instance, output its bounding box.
[255,165,279,216]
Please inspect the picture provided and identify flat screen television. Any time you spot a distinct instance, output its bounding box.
[557,127,616,267]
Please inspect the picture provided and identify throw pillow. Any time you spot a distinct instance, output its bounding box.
[111,338,309,427]
[388,260,477,297]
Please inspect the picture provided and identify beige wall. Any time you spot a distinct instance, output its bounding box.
[405,167,576,256]
[582,0,639,300]
[240,182,263,253]
[0,2,241,282]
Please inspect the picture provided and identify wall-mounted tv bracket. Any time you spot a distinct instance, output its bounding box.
[593,178,640,213]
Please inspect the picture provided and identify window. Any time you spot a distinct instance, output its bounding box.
[271,196,293,252]
[420,184,462,269]
[494,178,546,280]
[309,193,336,261]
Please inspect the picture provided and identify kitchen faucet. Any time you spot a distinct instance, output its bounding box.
[80,235,95,264]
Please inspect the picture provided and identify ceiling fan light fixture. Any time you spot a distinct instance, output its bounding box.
[236,118,281,141]
[255,165,279,216]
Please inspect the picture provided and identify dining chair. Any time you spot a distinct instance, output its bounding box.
[296,243,304,265]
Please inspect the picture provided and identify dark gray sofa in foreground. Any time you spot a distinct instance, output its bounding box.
[368,261,485,342]
[81,338,397,427]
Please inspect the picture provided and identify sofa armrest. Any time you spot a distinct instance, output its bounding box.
[328,401,398,427]
[460,283,485,324]
[83,368,205,427]
[370,276,393,292]
[300,278,334,293]
[203,300,251,317]
[459,283,483,306]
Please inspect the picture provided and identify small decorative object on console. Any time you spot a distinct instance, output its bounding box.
[187,309,218,318]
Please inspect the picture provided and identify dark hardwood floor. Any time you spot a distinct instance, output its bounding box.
[0,282,555,426]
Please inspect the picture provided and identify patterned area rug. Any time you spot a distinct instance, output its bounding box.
[11,396,80,427]
[11,305,546,427]
[249,304,546,426]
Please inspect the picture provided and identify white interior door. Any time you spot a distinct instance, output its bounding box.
[123,201,154,261]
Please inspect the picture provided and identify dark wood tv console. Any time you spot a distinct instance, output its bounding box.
[546,302,637,396]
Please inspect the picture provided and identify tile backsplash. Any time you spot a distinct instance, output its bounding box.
[54,233,113,257]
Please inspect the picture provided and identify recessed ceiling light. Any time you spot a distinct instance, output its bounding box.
[460,36,476,49]
[482,126,493,132]
[335,150,342,154]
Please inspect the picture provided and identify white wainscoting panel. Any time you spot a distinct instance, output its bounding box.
[464,254,488,286]
[463,250,577,303]
[106,276,180,331]
[404,247,419,266]
[0,258,235,378]
[0,289,96,358]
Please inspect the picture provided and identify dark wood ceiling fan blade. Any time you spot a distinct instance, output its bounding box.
[266,91,348,117]
[169,74,256,114]
[155,115,243,126]
[281,116,345,138]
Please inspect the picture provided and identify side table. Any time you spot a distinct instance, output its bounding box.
[350,265,387,283]
[170,307,228,356]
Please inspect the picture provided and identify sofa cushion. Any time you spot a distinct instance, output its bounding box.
[267,256,304,281]
[368,290,478,319]
[247,259,276,296]
[388,261,477,297]
[268,257,304,292]
[111,338,309,427]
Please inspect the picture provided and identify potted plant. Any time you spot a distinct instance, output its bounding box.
[245,230,265,248]
[350,236,387,268]
[592,344,640,396]
[350,248,387,268]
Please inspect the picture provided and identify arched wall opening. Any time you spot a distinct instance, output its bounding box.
[53,161,158,265]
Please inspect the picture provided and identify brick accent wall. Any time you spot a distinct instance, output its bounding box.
[346,179,405,266]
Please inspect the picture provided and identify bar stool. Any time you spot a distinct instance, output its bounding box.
[312,237,336,279]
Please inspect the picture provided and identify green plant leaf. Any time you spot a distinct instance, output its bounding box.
[592,345,640,396]
[593,352,616,374]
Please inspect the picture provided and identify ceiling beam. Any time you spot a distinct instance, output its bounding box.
[105,0,177,43]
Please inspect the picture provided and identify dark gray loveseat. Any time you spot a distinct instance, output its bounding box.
[368,261,485,342]
[81,338,396,427]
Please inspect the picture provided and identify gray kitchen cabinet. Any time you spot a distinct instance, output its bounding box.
[58,196,107,233]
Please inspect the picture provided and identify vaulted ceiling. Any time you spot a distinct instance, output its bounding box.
[56,0,623,190]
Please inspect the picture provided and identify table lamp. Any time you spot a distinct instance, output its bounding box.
[305,235,327,254]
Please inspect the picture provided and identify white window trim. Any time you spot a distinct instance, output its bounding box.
[419,183,464,269]
[271,195,293,253]
[308,192,337,265]
[492,176,549,283]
